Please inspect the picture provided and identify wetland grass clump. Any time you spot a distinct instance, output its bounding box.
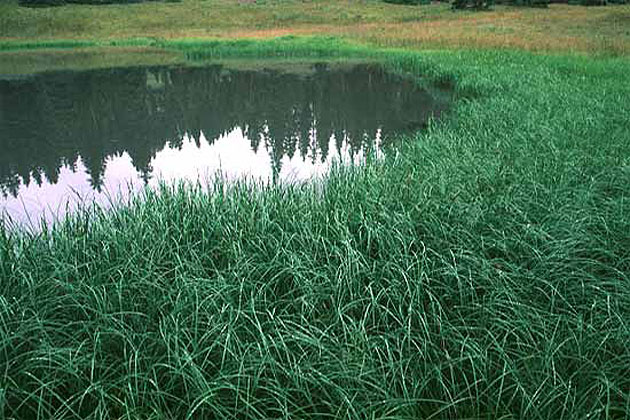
[167,36,380,61]
[1,46,630,419]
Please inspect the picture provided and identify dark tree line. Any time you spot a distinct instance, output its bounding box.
[450,0,625,8]
[19,0,626,8]
[385,0,625,8]
[19,0,179,7]
[0,63,448,197]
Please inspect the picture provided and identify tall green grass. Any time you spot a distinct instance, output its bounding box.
[165,36,380,61]
[1,43,629,419]
[0,38,163,52]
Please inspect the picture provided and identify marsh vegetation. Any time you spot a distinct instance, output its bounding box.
[0,2,629,419]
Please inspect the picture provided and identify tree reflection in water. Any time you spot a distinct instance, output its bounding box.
[0,62,450,223]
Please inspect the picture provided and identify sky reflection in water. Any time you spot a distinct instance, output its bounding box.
[0,62,450,226]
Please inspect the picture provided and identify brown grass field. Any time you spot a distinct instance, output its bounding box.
[1,0,629,55]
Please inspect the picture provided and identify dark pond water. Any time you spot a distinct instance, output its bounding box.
[0,62,451,226]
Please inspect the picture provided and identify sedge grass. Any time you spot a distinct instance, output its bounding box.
[1,43,629,418]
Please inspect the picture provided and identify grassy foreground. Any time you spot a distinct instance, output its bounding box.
[1,39,630,418]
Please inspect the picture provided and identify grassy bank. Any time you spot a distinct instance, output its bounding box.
[1,0,630,54]
[1,40,629,418]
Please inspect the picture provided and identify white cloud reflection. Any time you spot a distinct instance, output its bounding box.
[1,126,378,228]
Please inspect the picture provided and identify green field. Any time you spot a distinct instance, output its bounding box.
[1,2,630,419]
[1,0,630,54]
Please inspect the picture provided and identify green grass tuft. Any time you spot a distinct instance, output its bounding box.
[162,36,380,60]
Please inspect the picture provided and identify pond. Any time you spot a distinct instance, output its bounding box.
[0,61,452,226]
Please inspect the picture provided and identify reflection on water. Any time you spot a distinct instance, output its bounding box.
[0,62,450,226]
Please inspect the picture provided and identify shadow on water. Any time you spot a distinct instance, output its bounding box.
[0,61,452,225]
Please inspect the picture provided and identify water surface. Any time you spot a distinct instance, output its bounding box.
[0,62,451,226]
